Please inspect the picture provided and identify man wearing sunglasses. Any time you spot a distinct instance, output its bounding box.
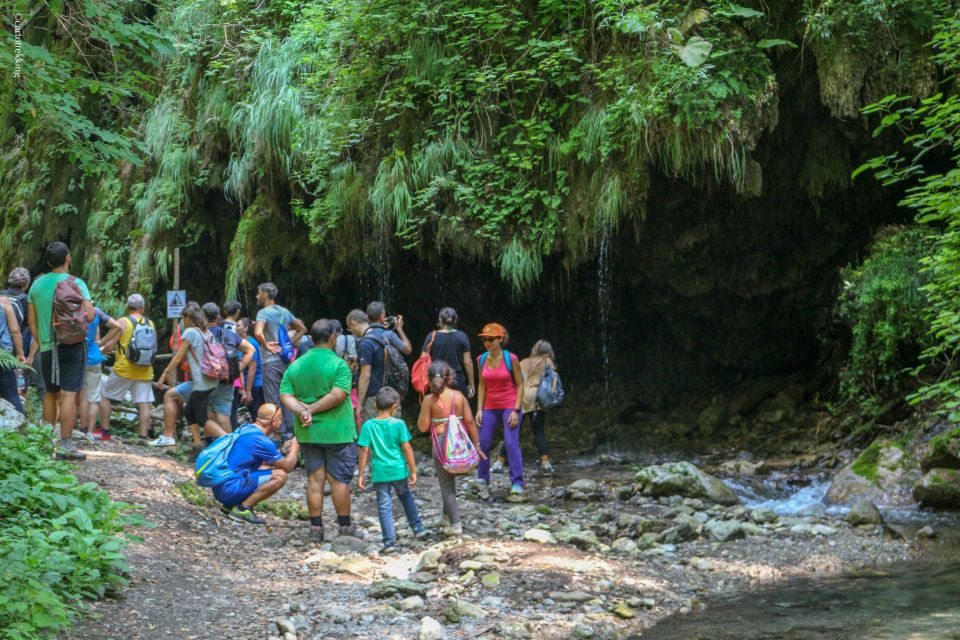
[213,403,300,525]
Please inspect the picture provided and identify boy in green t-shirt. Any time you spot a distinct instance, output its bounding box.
[357,386,428,552]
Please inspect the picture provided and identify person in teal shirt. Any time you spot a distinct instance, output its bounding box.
[357,386,427,553]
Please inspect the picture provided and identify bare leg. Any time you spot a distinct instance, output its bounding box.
[203,419,226,439]
[329,478,352,517]
[214,411,232,434]
[306,467,327,518]
[162,388,180,438]
[59,391,78,439]
[99,396,110,430]
[79,395,90,432]
[137,402,151,438]
[43,390,59,426]
[242,469,288,508]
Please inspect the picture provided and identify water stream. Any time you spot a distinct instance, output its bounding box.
[597,227,613,393]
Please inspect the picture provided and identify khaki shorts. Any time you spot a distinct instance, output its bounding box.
[103,372,155,404]
[85,364,103,403]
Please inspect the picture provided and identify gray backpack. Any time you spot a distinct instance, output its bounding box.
[536,365,564,409]
[126,316,158,366]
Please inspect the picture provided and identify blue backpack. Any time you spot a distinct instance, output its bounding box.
[195,424,259,488]
[536,365,564,408]
[276,314,296,363]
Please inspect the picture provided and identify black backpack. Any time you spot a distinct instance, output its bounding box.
[219,329,241,381]
[362,331,410,398]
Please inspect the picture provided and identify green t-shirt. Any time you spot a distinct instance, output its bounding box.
[27,272,92,351]
[357,417,412,483]
[280,347,354,444]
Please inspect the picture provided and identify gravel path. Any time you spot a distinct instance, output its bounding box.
[60,439,915,640]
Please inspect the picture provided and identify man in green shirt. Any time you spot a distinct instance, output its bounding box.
[27,242,95,460]
[280,318,361,543]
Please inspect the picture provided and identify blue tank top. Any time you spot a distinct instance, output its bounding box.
[0,306,11,353]
[86,312,105,366]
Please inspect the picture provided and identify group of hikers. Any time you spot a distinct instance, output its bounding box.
[3,241,563,551]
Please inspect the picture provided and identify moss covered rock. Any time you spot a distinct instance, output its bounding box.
[825,439,921,506]
[634,461,739,506]
[919,428,960,472]
[913,469,960,509]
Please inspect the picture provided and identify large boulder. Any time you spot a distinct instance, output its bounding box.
[913,468,960,509]
[633,461,740,506]
[919,428,960,472]
[825,439,921,506]
[0,398,24,431]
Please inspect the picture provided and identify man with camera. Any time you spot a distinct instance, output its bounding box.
[348,301,411,422]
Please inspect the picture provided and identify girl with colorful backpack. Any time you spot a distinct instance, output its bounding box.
[475,323,525,494]
[417,360,483,536]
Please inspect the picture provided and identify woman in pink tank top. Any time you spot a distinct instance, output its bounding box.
[475,323,524,493]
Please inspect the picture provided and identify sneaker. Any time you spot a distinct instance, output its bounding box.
[447,523,463,536]
[148,435,176,447]
[491,459,505,474]
[381,544,399,555]
[56,447,88,460]
[79,431,98,443]
[93,428,112,442]
[511,483,524,495]
[339,524,365,540]
[539,460,554,476]
[414,527,430,539]
[229,505,266,525]
[308,525,325,543]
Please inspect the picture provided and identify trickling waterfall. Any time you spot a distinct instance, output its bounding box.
[598,225,613,392]
[375,219,391,305]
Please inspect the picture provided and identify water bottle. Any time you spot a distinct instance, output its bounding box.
[15,368,25,392]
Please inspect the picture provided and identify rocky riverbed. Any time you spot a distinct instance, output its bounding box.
[62,437,917,640]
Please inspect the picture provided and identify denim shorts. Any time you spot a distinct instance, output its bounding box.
[209,383,232,415]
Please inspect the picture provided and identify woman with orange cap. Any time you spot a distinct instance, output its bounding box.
[475,323,525,493]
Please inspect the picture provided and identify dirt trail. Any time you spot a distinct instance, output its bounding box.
[61,439,913,640]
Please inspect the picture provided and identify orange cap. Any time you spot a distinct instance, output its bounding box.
[478,323,507,338]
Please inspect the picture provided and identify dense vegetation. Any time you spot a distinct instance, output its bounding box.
[0,424,141,639]
[841,9,960,422]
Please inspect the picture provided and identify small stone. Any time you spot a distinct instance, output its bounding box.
[331,535,368,555]
[811,524,838,536]
[573,623,595,638]
[395,595,425,611]
[283,634,296,640]
[523,528,556,544]
[847,499,884,526]
[459,559,484,571]
[613,604,636,619]
[916,525,937,539]
[419,616,446,640]
[706,520,745,542]
[481,572,501,589]
[548,590,594,603]
[409,571,438,583]
[750,508,777,524]
[368,579,429,599]
[275,618,296,635]
[611,537,638,554]
[444,600,487,623]
[789,523,812,536]
[417,549,442,572]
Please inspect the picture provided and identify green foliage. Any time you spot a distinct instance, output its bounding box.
[837,226,933,411]
[855,9,960,422]
[0,424,142,639]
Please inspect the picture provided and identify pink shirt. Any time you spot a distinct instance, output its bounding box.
[480,352,519,410]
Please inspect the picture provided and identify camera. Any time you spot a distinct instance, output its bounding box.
[385,315,397,330]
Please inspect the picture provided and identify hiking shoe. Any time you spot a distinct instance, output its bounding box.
[447,523,463,537]
[229,505,266,525]
[491,459,505,474]
[339,524,365,540]
[55,441,87,461]
[308,525,325,543]
[539,460,554,476]
[148,435,176,447]
[414,527,430,539]
[381,544,399,555]
[511,483,524,495]
[93,428,112,442]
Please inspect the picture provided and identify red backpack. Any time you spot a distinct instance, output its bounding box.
[411,331,437,394]
[52,276,88,345]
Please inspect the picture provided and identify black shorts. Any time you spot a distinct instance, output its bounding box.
[183,387,215,425]
[301,442,358,484]
[38,344,86,393]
